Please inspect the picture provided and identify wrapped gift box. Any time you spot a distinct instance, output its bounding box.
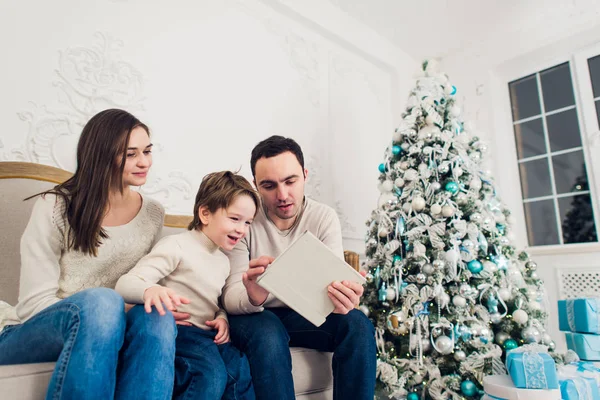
[483,375,561,400]
[559,376,600,400]
[505,348,559,389]
[559,362,600,387]
[566,332,600,361]
[559,298,600,334]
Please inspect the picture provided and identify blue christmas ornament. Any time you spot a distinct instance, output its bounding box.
[460,380,476,397]
[496,223,506,235]
[403,239,413,252]
[374,267,381,288]
[491,254,509,271]
[378,282,388,302]
[487,295,499,314]
[378,163,386,173]
[467,260,483,274]
[393,254,403,263]
[395,188,403,197]
[450,85,457,95]
[445,181,459,194]
[401,282,408,288]
[392,145,401,156]
[407,393,419,400]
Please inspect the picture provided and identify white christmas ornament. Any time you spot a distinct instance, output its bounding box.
[442,205,454,217]
[381,180,394,192]
[394,177,405,188]
[412,197,426,211]
[431,204,442,215]
[404,169,419,181]
[392,130,402,141]
[359,305,370,317]
[378,193,396,208]
[512,309,528,325]
[454,167,463,177]
[386,287,396,301]
[453,295,467,307]
[498,288,511,302]
[434,336,454,354]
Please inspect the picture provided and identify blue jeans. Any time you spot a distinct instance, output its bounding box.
[174,325,254,400]
[0,288,177,400]
[229,308,376,400]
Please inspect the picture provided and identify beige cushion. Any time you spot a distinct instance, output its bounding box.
[0,179,56,305]
[0,349,331,399]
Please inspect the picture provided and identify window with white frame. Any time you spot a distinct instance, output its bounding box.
[508,60,598,246]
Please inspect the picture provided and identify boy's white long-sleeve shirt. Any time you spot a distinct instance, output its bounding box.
[116,229,229,330]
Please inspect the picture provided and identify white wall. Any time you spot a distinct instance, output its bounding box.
[441,6,600,352]
[0,0,418,253]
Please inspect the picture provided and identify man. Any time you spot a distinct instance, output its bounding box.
[222,135,376,400]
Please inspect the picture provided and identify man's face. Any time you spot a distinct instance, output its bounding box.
[254,151,307,226]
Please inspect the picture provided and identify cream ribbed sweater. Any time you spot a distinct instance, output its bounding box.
[115,229,229,330]
[0,193,164,331]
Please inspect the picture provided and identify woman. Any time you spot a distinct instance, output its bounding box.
[0,109,176,399]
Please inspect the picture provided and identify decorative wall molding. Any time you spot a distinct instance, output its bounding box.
[232,0,321,107]
[304,153,323,201]
[3,32,192,211]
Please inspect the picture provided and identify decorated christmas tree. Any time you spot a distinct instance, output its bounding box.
[361,60,555,400]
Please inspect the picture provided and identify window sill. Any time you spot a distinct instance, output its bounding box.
[525,241,600,256]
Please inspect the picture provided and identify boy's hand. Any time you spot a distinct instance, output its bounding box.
[242,255,274,306]
[143,286,191,316]
[206,318,230,344]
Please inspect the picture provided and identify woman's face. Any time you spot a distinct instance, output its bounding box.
[122,126,153,187]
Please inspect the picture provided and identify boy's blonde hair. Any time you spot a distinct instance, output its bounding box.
[188,171,260,231]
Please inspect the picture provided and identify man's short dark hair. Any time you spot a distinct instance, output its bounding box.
[250,135,305,178]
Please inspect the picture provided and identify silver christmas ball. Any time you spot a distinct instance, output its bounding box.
[548,341,556,351]
[453,295,467,308]
[454,350,467,361]
[431,182,441,191]
[462,239,475,251]
[433,259,445,270]
[470,213,483,223]
[459,283,473,297]
[422,263,434,275]
[513,309,529,325]
[438,164,450,174]
[526,261,538,271]
[495,331,510,346]
[435,336,454,355]
[359,305,370,317]
[416,273,427,284]
[541,333,552,346]
[530,271,539,279]
[522,326,541,344]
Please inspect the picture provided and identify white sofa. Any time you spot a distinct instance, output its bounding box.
[0,162,335,399]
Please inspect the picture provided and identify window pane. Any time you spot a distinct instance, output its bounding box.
[588,55,600,98]
[559,194,598,244]
[519,158,552,199]
[514,118,545,159]
[552,150,589,194]
[546,109,582,152]
[523,199,559,245]
[540,62,575,112]
[509,74,541,121]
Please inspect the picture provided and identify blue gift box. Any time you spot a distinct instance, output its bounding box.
[559,377,600,400]
[559,298,600,334]
[565,332,600,361]
[505,349,559,389]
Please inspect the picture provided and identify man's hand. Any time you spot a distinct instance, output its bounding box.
[328,270,367,315]
[242,255,274,306]
[143,286,190,316]
[206,318,230,344]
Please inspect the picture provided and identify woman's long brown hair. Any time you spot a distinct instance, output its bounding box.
[32,109,149,256]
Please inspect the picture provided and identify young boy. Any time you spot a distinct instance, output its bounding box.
[116,171,259,400]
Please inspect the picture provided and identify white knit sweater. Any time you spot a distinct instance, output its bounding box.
[0,193,164,331]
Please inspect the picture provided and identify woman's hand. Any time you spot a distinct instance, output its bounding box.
[206,318,230,344]
[143,286,190,316]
